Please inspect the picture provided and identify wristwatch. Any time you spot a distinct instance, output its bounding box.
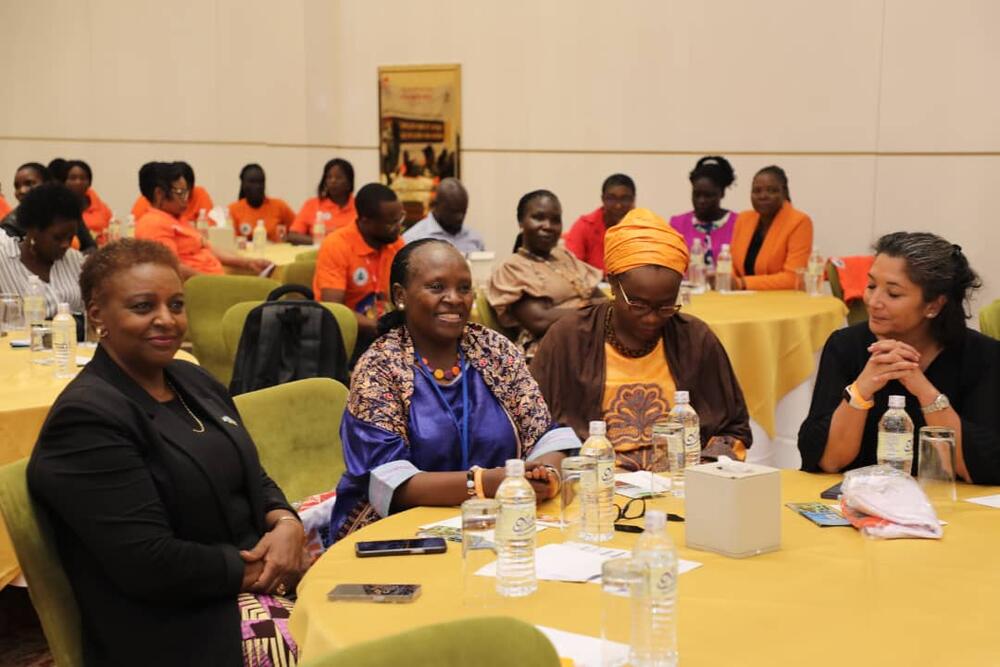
[842,383,874,410]
[921,393,950,414]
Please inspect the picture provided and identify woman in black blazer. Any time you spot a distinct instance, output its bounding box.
[28,239,307,666]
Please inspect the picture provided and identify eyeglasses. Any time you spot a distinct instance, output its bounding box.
[617,281,682,318]
[613,497,684,533]
[170,187,191,200]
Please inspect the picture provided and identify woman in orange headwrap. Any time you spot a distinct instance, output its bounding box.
[531,208,752,470]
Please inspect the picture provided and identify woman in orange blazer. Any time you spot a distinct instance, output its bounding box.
[729,165,813,291]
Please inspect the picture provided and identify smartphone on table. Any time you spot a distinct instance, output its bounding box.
[354,537,447,558]
[328,584,421,603]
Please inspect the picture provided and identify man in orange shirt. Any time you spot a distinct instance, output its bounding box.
[131,161,214,225]
[314,183,404,344]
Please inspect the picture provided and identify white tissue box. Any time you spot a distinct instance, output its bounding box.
[684,460,781,558]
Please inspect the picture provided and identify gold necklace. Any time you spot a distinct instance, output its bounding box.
[167,381,206,433]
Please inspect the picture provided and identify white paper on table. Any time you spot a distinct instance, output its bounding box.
[535,625,626,667]
[614,471,671,499]
[258,262,276,278]
[75,356,91,366]
[476,541,702,582]
[965,494,1000,509]
[418,515,552,532]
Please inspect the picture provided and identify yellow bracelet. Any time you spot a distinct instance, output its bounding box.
[473,466,486,498]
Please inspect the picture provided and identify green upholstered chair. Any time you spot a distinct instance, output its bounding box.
[283,260,317,289]
[232,378,348,501]
[295,249,320,262]
[826,261,868,326]
[0,460,83,667]
[979,299,1000,341]
[471,289,515,340]
[183,275,280,385]
[300,617,560,667]
[222,300,358,365]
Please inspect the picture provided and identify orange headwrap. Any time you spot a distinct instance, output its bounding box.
[603,208,690,276]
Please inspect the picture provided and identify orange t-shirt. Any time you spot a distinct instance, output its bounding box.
[228,197,295,242]
[0,195,11,219]
[136,207,224,275]
[82,187,114,240]
[291,196,356,236]
[313,223,403,317]
[131,186,214,226]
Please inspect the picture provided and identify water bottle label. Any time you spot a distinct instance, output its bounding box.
[683,427,700,455]
[495,505,535,541]
[647,565,677,599]
[877,432,913,462]
[597,459,614,487]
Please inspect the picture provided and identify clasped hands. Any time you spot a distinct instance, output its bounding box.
[855,339,937,404]
[239,517,311,596]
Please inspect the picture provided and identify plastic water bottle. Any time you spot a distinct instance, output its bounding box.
[252,219,268,249]
[312,215,327,245]
[631,511,678,667]
[689,238,706,290]
[495,459,537,597]
[124,214,136,239]
[877,395,914,474]
[52,302,77,379]
[24,275,46,328]
[196,208,209,238]
[806,247,824,296]
[108,215,121,242]
[579,420,615,542]
[715,243,732,292]
[670,390,701,471]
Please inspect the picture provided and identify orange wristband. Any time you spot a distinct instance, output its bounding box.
[473,466,486,499]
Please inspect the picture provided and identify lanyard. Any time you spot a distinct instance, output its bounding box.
[415,348,471,469]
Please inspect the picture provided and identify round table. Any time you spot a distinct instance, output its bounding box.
[0,338,197,587]
[290,471,999,666]
[683,291,846,468]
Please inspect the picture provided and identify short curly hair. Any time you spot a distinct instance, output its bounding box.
[80,239,181,307]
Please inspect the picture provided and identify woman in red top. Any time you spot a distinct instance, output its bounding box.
[287,158,356,245]
[135,162,269,280]
[227,164,295,242]
[65,160,114,245]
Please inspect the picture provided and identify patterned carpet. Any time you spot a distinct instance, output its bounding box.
[0,586,54,667]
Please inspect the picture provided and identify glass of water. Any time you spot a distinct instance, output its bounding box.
[560,456,596,542]
[461,497,498,608]
[0,293,24,333]
[918,426,957,508]
[601,557,645,666]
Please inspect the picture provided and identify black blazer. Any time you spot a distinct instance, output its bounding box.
[28,345,295,667]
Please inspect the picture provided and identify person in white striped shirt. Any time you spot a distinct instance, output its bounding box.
[0,183,85,318]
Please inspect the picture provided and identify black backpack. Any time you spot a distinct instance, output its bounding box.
[229,284,349,395]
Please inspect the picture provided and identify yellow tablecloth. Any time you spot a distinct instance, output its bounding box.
[685,291,846,436]
[0,340,197,588]
[290,471,999,666]
[229,242,315,282]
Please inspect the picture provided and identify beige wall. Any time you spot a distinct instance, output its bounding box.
[2,0,998,312]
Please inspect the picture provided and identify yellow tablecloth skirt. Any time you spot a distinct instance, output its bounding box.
[685,291,846,436]
[290,471,999,666]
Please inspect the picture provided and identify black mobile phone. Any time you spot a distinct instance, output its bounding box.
[327,583,421,603]
[820,482,843,500]
[354,538,447,558]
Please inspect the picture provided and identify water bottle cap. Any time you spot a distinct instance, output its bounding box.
[888,395,905,409]
[56,302,71,315]
[720,243,731,251]
[673,390,690,404]
[645,510,666,531]
[589,421,607,436]
[505,459,525,477]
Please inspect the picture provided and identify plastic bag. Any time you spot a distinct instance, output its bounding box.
[839,465,942,539]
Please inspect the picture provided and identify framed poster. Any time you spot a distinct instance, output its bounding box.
[378,64,461,225]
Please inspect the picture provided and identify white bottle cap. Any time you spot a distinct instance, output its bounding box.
[505,459,525,477]
[645,510,666,531]
[56,302,71,316]
[720,243,731,251]
[673,390,690,404]
[888,395,905,409]
[589,420,607,436]
[257,219,265,226]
